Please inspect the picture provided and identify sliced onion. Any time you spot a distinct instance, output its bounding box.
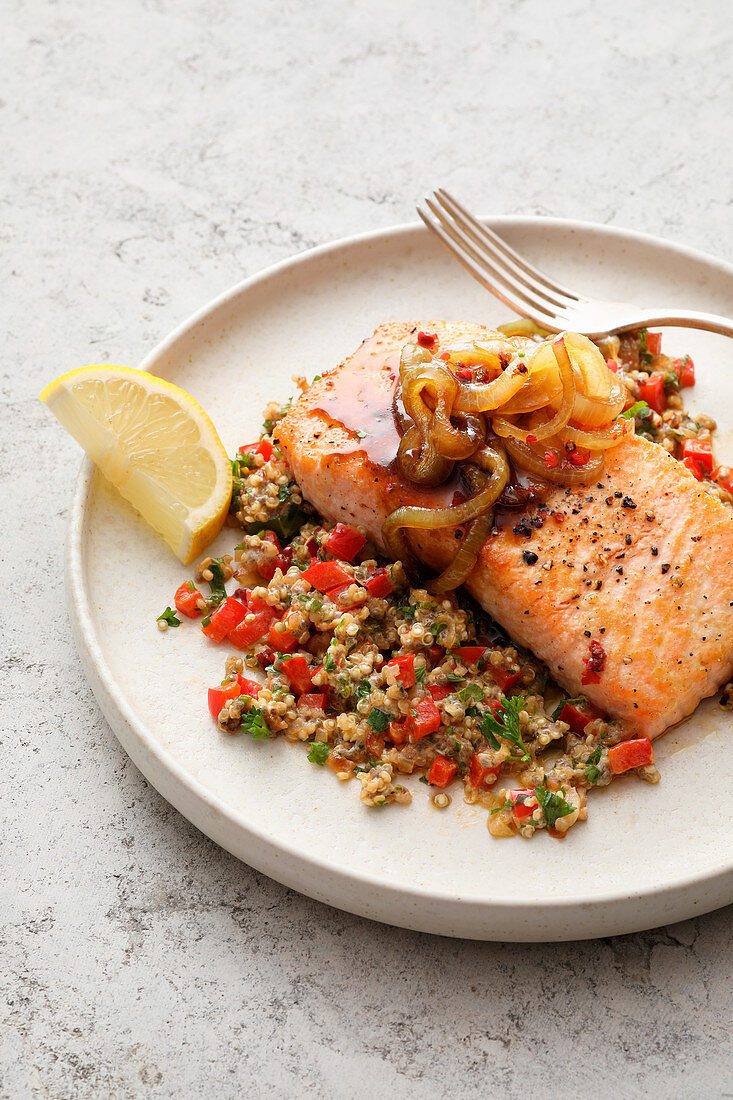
[569,371,626,427]
[504,437,604,485]
[452,361,528,414]
[397,425,453,486]
[428,509,494,594]
[561,417,635,451]
[492,336,576,443]
[497,319,552,339]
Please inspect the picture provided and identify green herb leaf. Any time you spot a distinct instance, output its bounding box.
[366,708,390,733]
[323,651,336,673]
[414,665,426,685]
[240,707,270,740]
[550,696,585,722]
[307,741,330,765]
[533,785,575,827]
[156,607,181,627]
[620,401,651,420]
[584,745,603,785]
[430,622,448,639]
[480,697,530,761]
[446,672,465,683]
[398,603,416,621]
[356,430,367,439]
[419,775,429,785]
[207,560,227,604]
[278,482,292,503]
[243,503,309,543]
[458,683,483,705]
[355,679,372,699]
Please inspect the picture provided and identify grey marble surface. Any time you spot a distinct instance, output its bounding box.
[3,0,733,1096]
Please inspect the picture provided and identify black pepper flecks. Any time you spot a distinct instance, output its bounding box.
[661,563,671,574]
[523,551,538,565]
[651,546,658,556]
[622,496,637,509]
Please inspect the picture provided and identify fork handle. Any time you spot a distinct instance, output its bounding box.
[627,308,733,339]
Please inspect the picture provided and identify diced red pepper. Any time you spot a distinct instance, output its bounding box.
[255,531,284,581]
[428,754,458,788]
[207,680,241,718]
[637,373,666,415]
[324,523,366,562]
[559,702,601,735]
[509,789,537,821]
[490,667,522,693]
[281,656,313,695]
[301,559,353,593]
[645,332,662,357]
[606,358,620,373]
[228,604,278,649]
[417,331,438,349]
[454,646,487,665]
[407,697,442,741]
[297,692,327,711]
[267,622,299,652]
[385,654,416,688]
[326,580,368,608]
[428,684,452,702]
[365,568,394,598]
[674,355,695,388]
[201,596,248,644]
[608,737,654,774]
[236,675,262,698]
[387,720,409,745]
[468,753,500,789]
[712,465,733,494]
[680,439,713,475]
[174,581,203,618]
[682,456,703,481]
[239,439,273,462]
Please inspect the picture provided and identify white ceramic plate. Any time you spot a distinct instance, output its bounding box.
[67,217,733,940]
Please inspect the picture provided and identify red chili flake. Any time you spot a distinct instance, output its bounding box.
[456,367,474,381]
[551,511,565,524]
[417,331,438,349]
[570,448,590,467]
[439,351,451,361]
[581,639,606,685]
[526,434,538,443]
[544,451,559,469]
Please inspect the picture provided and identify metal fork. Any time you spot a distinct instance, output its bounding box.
[417,189,733,339]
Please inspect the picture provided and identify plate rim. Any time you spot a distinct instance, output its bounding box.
[66,214,733,936]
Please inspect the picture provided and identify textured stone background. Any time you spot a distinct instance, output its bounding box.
[3,0,733,1096]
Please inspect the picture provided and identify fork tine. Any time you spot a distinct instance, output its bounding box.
[417,204,567,332]
[435,189,588,305]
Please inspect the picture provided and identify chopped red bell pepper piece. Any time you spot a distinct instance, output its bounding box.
[645,332,662,356]
[326,581,367,607]
[428,754,458,788]
[239,439,273,462]
[468,753,500,789]
[417,331,438,349]
[712,465,733,494]
[637,373,666,415]
[385,654,416,688]
[680,439,713,475]
[324,523,366,562]
[490,667,522,693]
[365,568,394,598]
[236,675,262,698]
[559,702,601,735]
[281,656,313,695]
[387,720,409,745]
[301,559,353,593]
[297,692,327,711]
[673,355,695,388]
[407,697,442,741]
[201,596,248,644]
[454,646,487,665]
[228,603,278,648]
[608,737,654,774]
[174,581,203,618]
[427,684,452,702]
[509,789,537,821]
[682,456,703,481]
[267,622,299,652]
[207,679,241,718]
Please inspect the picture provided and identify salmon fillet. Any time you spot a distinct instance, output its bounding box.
[278,321,733,738]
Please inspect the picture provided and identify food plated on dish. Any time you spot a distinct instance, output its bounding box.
[161,319,733,839]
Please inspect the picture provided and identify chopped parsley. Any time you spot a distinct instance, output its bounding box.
[244,503,310,542]
[306,741,330,765]
[620,400,651,420]
[480,696,530,762]
[156,607,181,628]
[457,683,483,706]
[277,482,292,503]
[207,560,228,604]
[550,696,585,721]
[414,665,427,685]
[323,651,336,673]
[446,672,465,683]
[356,430,367,439]
[398,602,416,621]
[366,708,390,733]
[533,785,574,827]
[355,679,372,699]
[585,745,603,784]
[430,621,448,639]
[240,707,270,740]
[639,328,652,365]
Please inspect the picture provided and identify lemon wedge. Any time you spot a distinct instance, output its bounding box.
[40,365,232,564]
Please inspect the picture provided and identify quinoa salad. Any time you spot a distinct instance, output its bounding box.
[157,328,733,840]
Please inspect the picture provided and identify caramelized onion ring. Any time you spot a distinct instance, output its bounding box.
[492,336,576,443]
[503,437,604,485]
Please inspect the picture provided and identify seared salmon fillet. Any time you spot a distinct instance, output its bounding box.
[278,321,733,738]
